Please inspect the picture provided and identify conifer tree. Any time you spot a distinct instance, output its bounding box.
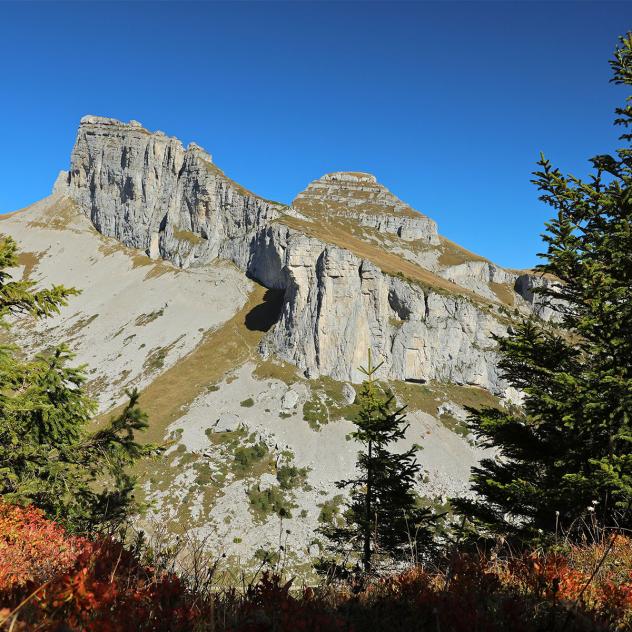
[0,234,157,533]
[320,351,434,571]
[453,34,632,542]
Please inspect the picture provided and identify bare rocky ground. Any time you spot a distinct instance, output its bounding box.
[1,193,493,572]
[2,195,250,411]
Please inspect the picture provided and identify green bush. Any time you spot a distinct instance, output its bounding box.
[247,485,295,520]
[276,464,308,490]
[234,442,268,473]
[318,495,344,525]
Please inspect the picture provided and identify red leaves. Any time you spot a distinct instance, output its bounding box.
[233,572,347,632]
[0,501,87,593]
[2,500,632,631]
[0,504,196,631]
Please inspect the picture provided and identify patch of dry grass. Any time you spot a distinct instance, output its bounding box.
[437,237,488,267]
[294,196,420,220]
[15,251,45,280]
[173,227,204,246]
[25,197,84,231]
[489,281,515,307]
[277,215,489,305]
[253,357,301,385]
[96,239,175,275]
[65,313,99,338]
[391,379,500,417]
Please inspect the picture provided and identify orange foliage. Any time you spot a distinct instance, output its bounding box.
[0,502,87,593]
[2,501,632,631]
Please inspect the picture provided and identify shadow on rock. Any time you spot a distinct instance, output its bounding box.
[244,287,285,332]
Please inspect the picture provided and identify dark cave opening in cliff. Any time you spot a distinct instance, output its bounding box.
[244,287,285,333]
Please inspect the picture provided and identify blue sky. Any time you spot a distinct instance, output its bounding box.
[0,1,629,269]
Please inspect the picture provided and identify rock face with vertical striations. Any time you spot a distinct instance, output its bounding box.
[55,115,555,395]
[61,115,283,268]
[244,224,508,389]
[2,114,566,564]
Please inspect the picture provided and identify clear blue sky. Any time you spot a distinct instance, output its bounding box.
[0,1,629,269]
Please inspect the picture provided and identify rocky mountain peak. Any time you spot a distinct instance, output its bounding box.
[293,171,440,244]
[321,172,378,184]
[42,114,555,391]
[295,170,409,211]
[2,114,554,564]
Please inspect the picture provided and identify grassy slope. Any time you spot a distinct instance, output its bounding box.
[98,283,275,444]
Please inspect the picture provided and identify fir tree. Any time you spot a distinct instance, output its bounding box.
[0,235,158,533]
[453,34,632,542]
[320,351,434,571]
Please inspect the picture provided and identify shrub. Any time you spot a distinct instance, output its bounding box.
[2,500,632,631]
[276,464,308,490]
[246,485,295,520]
[233,442,268,473]
[0,502,86,593]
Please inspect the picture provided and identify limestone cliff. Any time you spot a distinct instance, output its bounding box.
[57,115,548,394]
[63,116,282,268]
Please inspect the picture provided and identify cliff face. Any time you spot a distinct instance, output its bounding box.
[58,115,545,394]
[243,224,506,388]
[65,116,282,268]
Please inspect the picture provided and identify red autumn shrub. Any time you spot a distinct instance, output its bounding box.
[0,501,87,593]
[32,540,198,632]
[0,502,198,631]
[2,501,632,632]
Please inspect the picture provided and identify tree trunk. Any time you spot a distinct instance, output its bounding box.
[364,439,372,572]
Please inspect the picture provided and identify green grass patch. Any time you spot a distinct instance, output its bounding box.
[253,358,300,385]
[302,377,360,430]
[276,464,309,490]
[303,394,329,430]
[234,442,268,473]
[247,484,295,521]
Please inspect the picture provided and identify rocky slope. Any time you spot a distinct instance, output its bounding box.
[293,171,439,242]
[1,194,492,571]
[1,115,553,569]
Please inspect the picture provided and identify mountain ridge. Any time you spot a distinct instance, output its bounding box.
[50,115,552,390]
[0,115,552,567]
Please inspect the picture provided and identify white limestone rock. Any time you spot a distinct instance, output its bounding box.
[437,401,468,421]
[215,412,241,432]
[52,170,69,195]
[342,383,356,405]
[66,115,283,269]
[281,388,301,412]
[514,273,561,321]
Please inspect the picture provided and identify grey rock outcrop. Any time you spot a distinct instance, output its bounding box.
[61,116,529,395]
[341,384,356,405]
[293,172,440,244]
[225,221,507,391]
[514,273,560,321]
